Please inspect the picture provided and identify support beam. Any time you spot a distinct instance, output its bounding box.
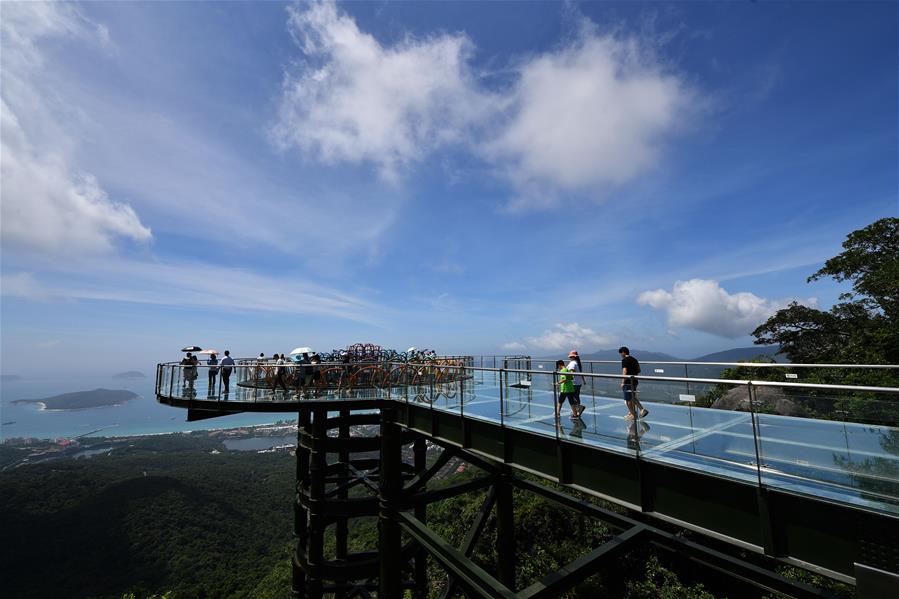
[398,511,516,599]
[379,407,403,597]
[495,469,516,589]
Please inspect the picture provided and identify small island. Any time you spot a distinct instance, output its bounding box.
[13,389,140,411]
[112,371,146,379]
[1,374,22,382]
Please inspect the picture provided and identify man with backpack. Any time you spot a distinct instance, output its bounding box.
[619,346,649,421]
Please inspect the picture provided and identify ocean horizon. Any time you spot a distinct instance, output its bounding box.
[0,372,290,441]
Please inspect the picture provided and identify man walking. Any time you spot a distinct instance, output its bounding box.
[220,350,235,395]
[619,346,649,421]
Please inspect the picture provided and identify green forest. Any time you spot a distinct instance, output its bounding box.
[2,433,844,599]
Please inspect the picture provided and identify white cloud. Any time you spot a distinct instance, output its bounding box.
[273,2,693,207]
[501,341,527,352]
[518,322,615,351]
[0,3,151,255]
[273,0,495,182]
[0,259,384,325]
[486,32,693,210]
[637,279,817,338]
[0,272,49,300]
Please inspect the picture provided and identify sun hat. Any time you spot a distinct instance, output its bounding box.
[568,350,579,357]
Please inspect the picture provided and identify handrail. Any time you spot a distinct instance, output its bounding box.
[158,359,899,395]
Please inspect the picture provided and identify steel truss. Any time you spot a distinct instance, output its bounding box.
[291,406,839,599]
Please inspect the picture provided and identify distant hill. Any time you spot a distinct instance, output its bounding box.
[112,370,146,379]
[1,374,22,382]
[13,388,139,410]
[577,349,684,362]
[690,346,784,363]
[534,346,785,364]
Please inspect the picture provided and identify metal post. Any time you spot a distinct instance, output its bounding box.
[495,469,516,589]
[292,408,311,598]
[335,407,350,598]
[685,364,691,396]
[413,435,428,596]
[379,407,403,598]
[499,368,505,426]
[306,409,327,597]
[747,382,764,489]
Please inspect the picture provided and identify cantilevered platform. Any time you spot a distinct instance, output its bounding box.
[156,358,899,595]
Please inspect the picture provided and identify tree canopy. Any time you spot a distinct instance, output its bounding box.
[753,217,899,368]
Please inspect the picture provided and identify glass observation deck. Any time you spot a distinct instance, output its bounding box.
[156,357,899,517]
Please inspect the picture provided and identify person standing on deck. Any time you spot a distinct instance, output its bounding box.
[271,353,288,394]
[567,350,586,418]
[619,346,648,421]
[207,352,219,396]
[220,351,234,395]
[554,360,581,421]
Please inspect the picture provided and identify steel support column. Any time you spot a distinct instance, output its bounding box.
[292,408,311,598]
[306,408,328,597]
[496,469,516,590]
[379,407,403,597]
[413,435,428,598]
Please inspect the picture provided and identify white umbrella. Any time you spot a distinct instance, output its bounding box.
[197,349,219,355]
[181,346,202,352]
[290,346,313,355]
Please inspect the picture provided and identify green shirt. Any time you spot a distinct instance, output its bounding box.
[559,367,574,394]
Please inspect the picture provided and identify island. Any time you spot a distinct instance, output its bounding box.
[1,375,22,382]
[112,371,146,379]
[13,389,140,411]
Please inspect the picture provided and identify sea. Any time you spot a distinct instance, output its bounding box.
[0,373,292,441]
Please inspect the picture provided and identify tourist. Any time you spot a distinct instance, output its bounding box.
[207,352,219,396]
[180,352,194,395]
[567,350,586,418]
[271,353,288,394]
[220,350,235,395]
[619,346,648,420]
[294,352,311,398]
[554,359,580,421]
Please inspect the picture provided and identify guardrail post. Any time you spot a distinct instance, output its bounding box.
[499,368,505,426]
[747,382,764,488]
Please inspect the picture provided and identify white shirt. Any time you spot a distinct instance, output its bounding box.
[567,360,585,386]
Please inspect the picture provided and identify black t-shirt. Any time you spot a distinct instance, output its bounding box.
[622,355,640,387]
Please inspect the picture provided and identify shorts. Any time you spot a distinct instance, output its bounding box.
[622,384,638,402]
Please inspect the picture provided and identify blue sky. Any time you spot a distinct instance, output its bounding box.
[1,1,896,375]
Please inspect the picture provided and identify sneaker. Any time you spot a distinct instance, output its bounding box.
[640,408,649,418]
[624,413,635,421]
[577,405,586,417]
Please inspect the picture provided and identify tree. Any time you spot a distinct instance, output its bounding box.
[752,217,899,367]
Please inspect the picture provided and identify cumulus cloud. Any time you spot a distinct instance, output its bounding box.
[509,322,615,352]
[273,1,693,206]
[637,279,816,338]
[486,33,692,210]
[0,3,151,255]
[273,0,496,182]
